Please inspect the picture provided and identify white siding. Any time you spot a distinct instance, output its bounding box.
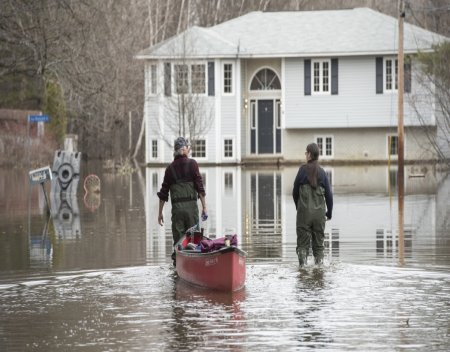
[283,127,437,162]
[284,56,435,129]
[220,96,237,160]
[218,60,239,163]
[220,97,237,134]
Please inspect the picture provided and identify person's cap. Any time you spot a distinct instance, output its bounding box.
[174,137,189,151]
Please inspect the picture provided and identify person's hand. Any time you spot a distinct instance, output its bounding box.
[158,213,164,226]
[201,209,208,221]
[326,212,332,221]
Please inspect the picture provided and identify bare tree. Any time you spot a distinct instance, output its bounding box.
[408,43,450,163]
[1,0,448,164]
[160,92,214,149]
[153,36,214,152]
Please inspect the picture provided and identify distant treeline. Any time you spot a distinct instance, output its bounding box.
[0,0,449,161]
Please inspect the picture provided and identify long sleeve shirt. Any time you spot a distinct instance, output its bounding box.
[157,155,205,202]
[292,163,333,219]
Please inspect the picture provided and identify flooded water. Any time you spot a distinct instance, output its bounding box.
[1,163,449,351]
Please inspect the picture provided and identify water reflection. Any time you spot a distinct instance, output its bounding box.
[324,228,339,259]
[0,163,450,351]
[170,278,246,350]
[294,268,330,348]
[50,191,81,240]
[249,172,282,258]
[376,227,413,258]
[0,164,449,273]
[0,166,147,274]
[145,164,449,267]
[29,215,53,269]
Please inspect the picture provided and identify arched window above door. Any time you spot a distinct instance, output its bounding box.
[250,68,281,90]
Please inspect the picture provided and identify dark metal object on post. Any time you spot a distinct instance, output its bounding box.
[51,150,81,194]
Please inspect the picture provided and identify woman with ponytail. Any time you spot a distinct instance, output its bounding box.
[292,143,333,266]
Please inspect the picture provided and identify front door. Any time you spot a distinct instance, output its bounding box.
[258,100,274,154]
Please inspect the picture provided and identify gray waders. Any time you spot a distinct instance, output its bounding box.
[169,163,199,247]
[296,184,326,266]
[170,182,198,266]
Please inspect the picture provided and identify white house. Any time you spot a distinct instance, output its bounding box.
[136,8,448,165]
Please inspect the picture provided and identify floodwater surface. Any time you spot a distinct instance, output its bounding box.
[0,164,449,351]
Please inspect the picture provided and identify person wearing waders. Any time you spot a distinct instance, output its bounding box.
[292,143,333,266]
[157,137,207,266]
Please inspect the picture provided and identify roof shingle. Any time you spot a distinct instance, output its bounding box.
[136,8,448,59]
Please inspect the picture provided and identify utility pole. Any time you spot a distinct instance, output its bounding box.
[397,0,405,264]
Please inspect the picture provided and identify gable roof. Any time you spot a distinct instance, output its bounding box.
[136,8,448,59]
[137,26,238,59]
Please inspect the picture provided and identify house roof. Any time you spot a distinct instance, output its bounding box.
[136,8,448,59]
[138,26,239,59]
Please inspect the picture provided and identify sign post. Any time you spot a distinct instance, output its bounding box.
[28,115,49,138]
[29,166,53,214]
[27,114,50,166]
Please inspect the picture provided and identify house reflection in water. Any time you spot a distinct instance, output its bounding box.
[145,165,447,263]
[247,172,282,258]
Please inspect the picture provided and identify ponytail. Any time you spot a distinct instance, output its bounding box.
[305,143,320,188]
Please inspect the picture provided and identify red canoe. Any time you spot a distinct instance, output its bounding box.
[175,233,247,291]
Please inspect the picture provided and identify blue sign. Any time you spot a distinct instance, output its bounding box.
[28,115,49,123]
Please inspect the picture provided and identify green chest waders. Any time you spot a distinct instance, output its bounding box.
[169,163,199,245]
[296,184,326,266]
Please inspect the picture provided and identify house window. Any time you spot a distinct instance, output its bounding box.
[276,100,281,128]
[312,60,330,94]
[150,64,157,95]
[224,139,233,158]
[174,63,206,94]
[151,139,158,158]
[388,135,398,156]
[191,64,205,94]
[250,101,256,129]
[164,62,171,96]
[316,136,333,157]
[250,68,281,90]
[192,139,206,158]
[385,58,398,91]
[223,63,233,94]
[250,100,256,154]
[175,64,189,94]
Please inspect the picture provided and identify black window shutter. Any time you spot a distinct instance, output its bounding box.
[208,61,215,96]
[304,59,311,95]
[376,57,383,94]
[404,58,411,93]
[331,58,338,95]
[164,62,171,97]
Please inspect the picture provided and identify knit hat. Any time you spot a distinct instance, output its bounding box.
[174,137,189,151]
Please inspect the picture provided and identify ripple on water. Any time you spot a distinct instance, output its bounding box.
[0,263,449,351]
